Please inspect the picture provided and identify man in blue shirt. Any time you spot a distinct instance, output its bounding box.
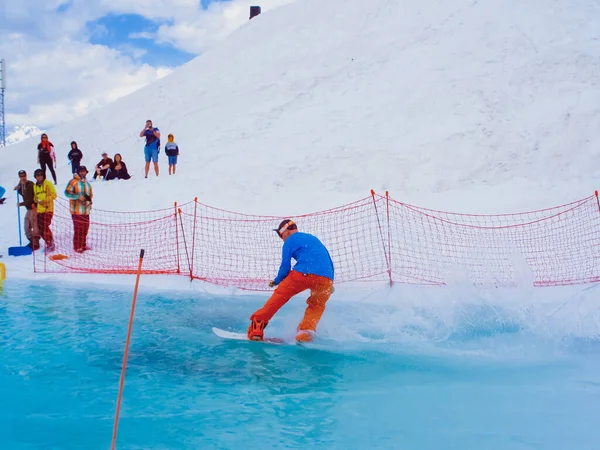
[248,219,335,342]
[139,119,161,178]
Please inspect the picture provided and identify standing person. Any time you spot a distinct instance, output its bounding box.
[13,170,40,250]
[165,134,180,175]
[139,119,160,178]
[64,166,93,253]
[37,133,58,185]
[247,219,335,343]
[93,152,113,180]
[33,168,57,252]
[68,141,83,174]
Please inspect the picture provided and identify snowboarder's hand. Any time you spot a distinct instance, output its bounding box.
[268,280,275,288]
[78,195,86,202]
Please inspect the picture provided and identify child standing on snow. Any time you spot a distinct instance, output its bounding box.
[165,134,180,175]
[68,141,83,174]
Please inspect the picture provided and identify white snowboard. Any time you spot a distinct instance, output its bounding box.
[212,327,286,344]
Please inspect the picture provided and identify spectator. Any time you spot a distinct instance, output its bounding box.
[165,133,180,175]
[139,119,160,178]
[0,185,5,204]
[64,166,93,253]
[13,170,40,250]
[68,141,83,174]
[37,133,57,185]
[93,152,113,180]
[33,168,57,252]
[106,153,131,180]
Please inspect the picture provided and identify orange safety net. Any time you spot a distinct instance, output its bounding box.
[33,191,600,290]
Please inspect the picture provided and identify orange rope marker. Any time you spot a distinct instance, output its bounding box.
[111,249,145,450]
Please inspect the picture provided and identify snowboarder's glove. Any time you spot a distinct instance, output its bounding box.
[268,280,275,288]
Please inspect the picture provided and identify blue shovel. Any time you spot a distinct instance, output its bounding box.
[8,192,33,256]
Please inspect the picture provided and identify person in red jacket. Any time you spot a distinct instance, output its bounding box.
[37,133,57,185]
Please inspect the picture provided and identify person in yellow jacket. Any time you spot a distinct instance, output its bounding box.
[33,168,57,252]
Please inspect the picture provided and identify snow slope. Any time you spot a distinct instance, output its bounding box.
[1,0,600,264]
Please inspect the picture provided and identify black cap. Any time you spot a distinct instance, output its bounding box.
[78,165,88,173]
[18,170,26,176]
[273,219,297,236]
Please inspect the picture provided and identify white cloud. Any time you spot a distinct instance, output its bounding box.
[0,0,296,129]
[154,0,297,54]
[129,31,155,40]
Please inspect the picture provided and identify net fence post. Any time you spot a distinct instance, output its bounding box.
[370,189,392,286]
[386,191,393,286]
[174,202,180,274]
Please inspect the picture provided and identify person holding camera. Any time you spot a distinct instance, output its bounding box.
[139,119,161,178]
[64,165,93,253]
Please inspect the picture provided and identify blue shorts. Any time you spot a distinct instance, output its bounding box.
[144,145,159,163]
[168,155,178,165]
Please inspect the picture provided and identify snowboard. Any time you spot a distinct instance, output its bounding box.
[212,327,286,344]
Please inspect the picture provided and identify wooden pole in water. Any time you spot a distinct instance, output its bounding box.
[111,249,145,450]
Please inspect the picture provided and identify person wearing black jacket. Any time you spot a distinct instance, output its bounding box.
[68,141,83,174]
[93,152,113,180]
[37,133,57,185]
[13,170,40,250]
[105,153,131,180]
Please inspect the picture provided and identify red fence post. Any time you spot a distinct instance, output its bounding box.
[190,198,198,281]
[595,191,600,215]
[386,191,393,286]
[174,202,180,274]
[371,189,393,286]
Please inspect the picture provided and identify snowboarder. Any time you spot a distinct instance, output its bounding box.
[247,219,335,343]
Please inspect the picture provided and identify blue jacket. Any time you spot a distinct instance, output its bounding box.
[273,232,334,285]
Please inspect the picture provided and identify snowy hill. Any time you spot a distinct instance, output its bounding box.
[1,0,600,255]
[5,125,44,146]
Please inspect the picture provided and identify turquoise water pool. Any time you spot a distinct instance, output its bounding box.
[1,280,599,449]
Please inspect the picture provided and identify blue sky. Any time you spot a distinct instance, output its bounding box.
[86,13,196,67]
[83,1,233,67]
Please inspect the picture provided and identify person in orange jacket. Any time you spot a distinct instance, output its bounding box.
[248,219,335,343]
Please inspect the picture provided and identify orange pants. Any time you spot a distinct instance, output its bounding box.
[251,271,334,331]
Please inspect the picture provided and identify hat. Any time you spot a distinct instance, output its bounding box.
[101,151,108,156]
[273,219,297,236]
[18,170,26,176]
[78,165,88,173]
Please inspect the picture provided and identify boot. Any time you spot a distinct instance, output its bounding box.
[247,319,267,341]
[296,329,316,343]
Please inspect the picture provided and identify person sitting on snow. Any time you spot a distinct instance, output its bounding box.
[93,152,113,180]
[105,153,131,180]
